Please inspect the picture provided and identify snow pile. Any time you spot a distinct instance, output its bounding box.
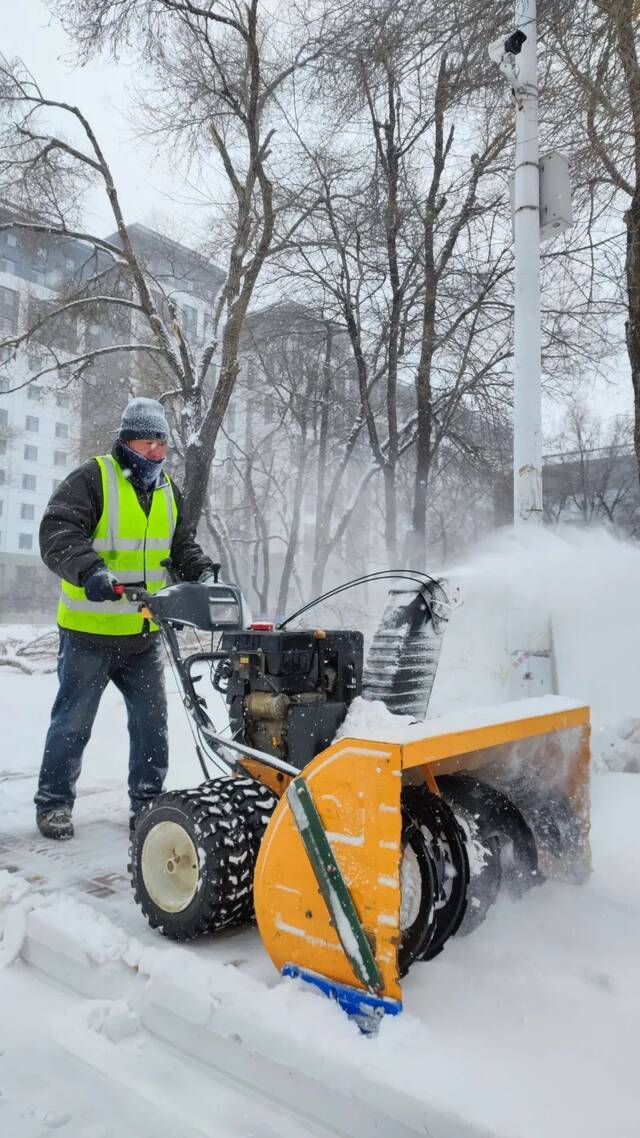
[340,693,585,744]
[0,872,132,968]
[34,893,132,964]
[85,998,141,1042]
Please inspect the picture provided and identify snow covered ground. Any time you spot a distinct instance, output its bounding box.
[1,526,640,1137]
[0,963,313,1138]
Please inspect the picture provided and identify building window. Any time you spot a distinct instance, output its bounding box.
[27,350,45,371]
[0,259,17,278]
[0,470,4,486]
[0,500,3,516]
[22,474,36,491]
[53,450,66,467]
[24,444,38,461]
[0,408,7,428]
[7,234,17,248]
[32,270,45,287]
[27,385,42,401]
[180,304,198,337]
[0,284,18,334]
[56,392,70,408]
[55,422,68,439]
[18,533,33,550]
[20,503,35,520]
[26,415,39,432]
[0,377,8,392]
[0,440,6,456]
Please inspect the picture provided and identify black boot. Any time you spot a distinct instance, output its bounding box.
[36,807,74,841]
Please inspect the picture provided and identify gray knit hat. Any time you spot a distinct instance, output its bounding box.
[119,397,169,442]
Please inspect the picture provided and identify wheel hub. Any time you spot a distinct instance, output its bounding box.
[141,821,200,913]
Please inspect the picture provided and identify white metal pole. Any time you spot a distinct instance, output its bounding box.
[512,0,543,524]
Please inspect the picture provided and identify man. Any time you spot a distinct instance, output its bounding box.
[35,396,218,840]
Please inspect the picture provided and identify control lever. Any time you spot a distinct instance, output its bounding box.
[160,557,180,584]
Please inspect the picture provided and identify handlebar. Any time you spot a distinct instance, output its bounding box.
[107,579,244,634]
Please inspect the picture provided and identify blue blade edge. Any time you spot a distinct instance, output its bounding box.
[282,964,403,1035]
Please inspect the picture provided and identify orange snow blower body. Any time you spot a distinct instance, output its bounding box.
[251,697,590,1009]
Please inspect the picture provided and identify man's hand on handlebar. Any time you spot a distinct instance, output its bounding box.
[84,568,122,603]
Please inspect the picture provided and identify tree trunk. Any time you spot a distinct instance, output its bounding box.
[313,324,333,582]
[276,445,308,616]
[408,276,437,567]
[383,463,398,564]
[626,195,640,485]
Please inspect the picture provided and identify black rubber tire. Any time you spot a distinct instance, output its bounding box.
[503,779,580,862]
[193,775,278,923]
[440,775,538,895]
[443,801,502,935]
[401,786,470,961]
[439,774,538,935]
[129,775,276,940]
[398,793,439,977]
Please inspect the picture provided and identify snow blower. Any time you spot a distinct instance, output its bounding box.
[126,570,590,1027]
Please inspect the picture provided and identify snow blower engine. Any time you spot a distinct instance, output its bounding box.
[219,625,364,773]
[125,569,591,1028]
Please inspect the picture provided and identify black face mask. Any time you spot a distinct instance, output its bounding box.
[117,440,166,490]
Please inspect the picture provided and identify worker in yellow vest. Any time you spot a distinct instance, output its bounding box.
[35,397,218,840]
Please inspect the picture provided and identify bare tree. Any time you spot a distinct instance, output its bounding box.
[205,303,367,613]
[545,0,640,482]
[544,400,639,530]
[278,1,515,566]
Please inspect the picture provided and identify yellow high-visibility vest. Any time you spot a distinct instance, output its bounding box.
[57,454,177,635]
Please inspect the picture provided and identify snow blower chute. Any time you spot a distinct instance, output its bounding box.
[126,570,590,1027]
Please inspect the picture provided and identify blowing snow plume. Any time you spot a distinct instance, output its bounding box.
[428,524,640,772]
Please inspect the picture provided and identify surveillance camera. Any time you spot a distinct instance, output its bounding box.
[488,29,527,85]
[488,29,527,67]
[505,30,527,56]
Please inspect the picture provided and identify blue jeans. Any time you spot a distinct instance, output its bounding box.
[35,631,168,815]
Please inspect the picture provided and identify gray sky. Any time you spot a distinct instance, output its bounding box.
[3,0,202,240]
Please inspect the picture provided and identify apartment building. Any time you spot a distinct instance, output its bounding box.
[78,224,225,455]
[0,212,86,616]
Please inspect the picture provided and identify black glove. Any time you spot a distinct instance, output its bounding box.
[84,568,121,603]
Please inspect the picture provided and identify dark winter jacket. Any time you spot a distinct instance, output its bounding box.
[40,441,216,651]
